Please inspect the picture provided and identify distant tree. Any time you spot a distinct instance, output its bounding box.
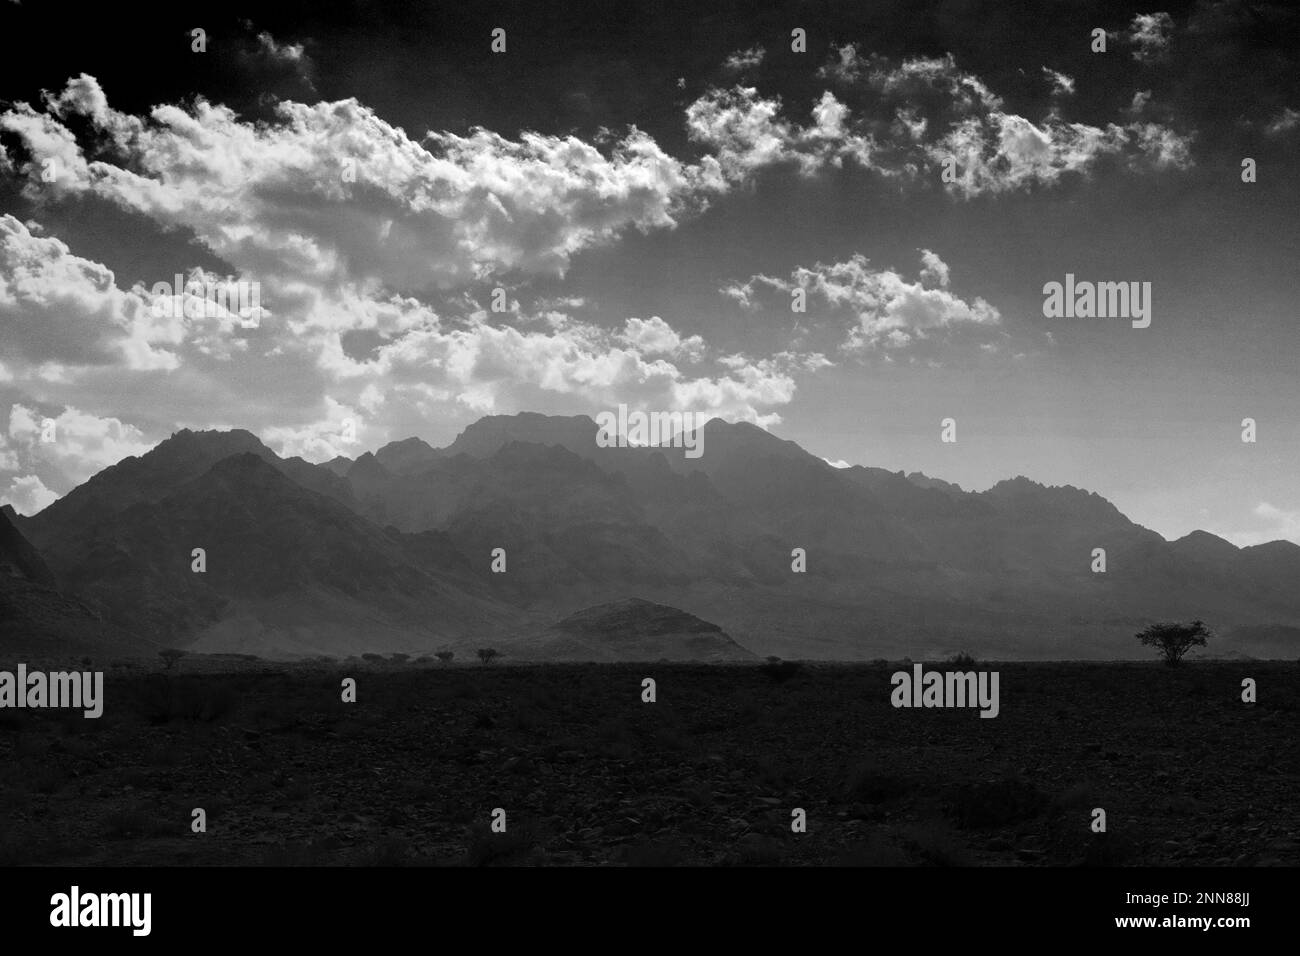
[159,648,186,670]
[389,653,410,664]
[1136,620,1211,666]
[361,652,384,663]
[436,651,454,664]
[477,648,499,665]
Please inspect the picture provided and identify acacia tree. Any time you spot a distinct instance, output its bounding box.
[477,648,499,665]
[1136,620,1211,666]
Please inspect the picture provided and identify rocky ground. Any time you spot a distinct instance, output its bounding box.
[1,658,1296,866]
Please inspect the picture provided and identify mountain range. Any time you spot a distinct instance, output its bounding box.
[4,413,1298,660]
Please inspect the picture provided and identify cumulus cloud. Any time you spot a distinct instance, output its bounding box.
[618,316,706,360]
[696,50,1193,198]
[1,474,57,515]
[918,249,950,288]
[260,396,364,461]
[0,75,717,293]
[0,215,187,371]
[685,87,876,180]
[727,251,1000,353]
[8,404,153,485]
[0,212,804,476]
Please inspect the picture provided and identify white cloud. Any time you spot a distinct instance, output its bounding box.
[8,404,153,485]
[685,86,876,180]
[1219,503,1300,547]
[618,316,706,361]
[1042,67,1075,97]
[727,251,1000,353]
[918,249,950,288]
[696,51,1193,198]
[1,75,717,293]
[1126,12,1174,63]
[1265,107,1300,136]
[0,215,186,371]
[723,46,765,73]
[2,474,58,515]
[260,396,364,461]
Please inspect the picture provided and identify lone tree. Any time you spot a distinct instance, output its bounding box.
[435,650,454,664]
[476,647,499,665]
[1136,620,1211,666]
[159,648,186,670]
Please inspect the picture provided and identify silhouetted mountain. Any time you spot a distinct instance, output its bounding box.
[512,598,755,661]
[17,413,1300,659]
[37,451,524,656]
[1,505,56,587]
[22,428,353,564]
[0,506,144,656]
[373,437,441,475]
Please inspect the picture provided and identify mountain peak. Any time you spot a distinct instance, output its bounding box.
[373,436,440,475]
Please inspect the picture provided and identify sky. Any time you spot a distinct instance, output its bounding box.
[0,0,1297,546]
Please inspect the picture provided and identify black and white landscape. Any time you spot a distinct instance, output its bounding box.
[0,0,1297,880]
[5,413,1300,663]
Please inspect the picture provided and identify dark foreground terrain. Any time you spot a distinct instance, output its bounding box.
[1,659,1296,866]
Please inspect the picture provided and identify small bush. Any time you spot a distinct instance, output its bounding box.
[436,651,454,664]
[361,653,384,663]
